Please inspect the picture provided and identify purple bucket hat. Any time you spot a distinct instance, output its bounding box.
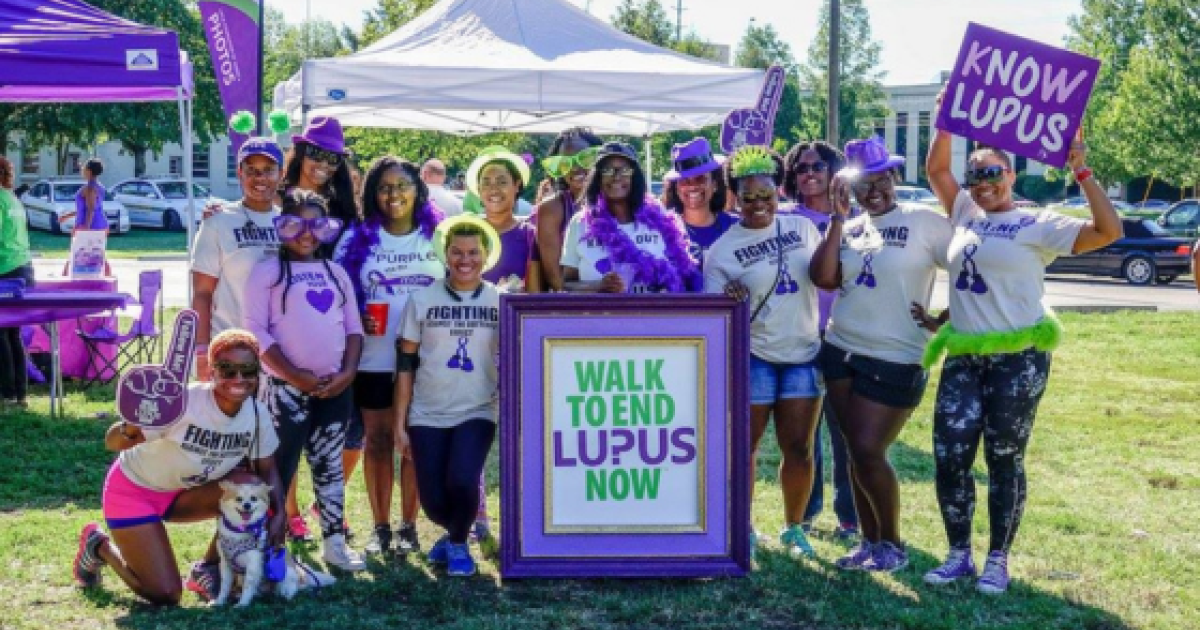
[292,116,347,154]
[844,135,904,174]
[665,137,725,181]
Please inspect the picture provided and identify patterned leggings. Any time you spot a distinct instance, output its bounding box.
[933,349,1050,553]
[268,376,352,539]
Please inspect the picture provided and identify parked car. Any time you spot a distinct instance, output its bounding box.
[1012,193,1038,209]
[112,177,224,231]
[1051,196,1088,210]
[1134,199,1170,211]
[1155,199,1200,237]
[20,179,131,235]
[1046,217,1192,285]
[894,185,939,205]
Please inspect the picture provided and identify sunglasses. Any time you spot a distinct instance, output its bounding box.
[964,165,1009,186]
[242,165,280,180]
[304,145,343,168]
[212,361,260,380]
[794,161,829,175]
[376,181,416,197]
[738,191,776,205]
[273,214,344,244]
[851,174,894,193]
[599,166,636,180]
[542,147,600,179]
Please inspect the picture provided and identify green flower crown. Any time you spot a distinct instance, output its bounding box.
[729,146,777,179]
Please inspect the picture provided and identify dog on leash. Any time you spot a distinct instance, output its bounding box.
[212,478,335,607]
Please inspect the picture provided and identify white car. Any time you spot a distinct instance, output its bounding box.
[894,185,940,205]
[112,178,224,231]
[20,179,131,235]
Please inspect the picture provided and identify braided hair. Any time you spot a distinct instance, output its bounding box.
[273,189,347,315]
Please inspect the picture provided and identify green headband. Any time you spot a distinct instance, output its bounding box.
[729,146,777,179]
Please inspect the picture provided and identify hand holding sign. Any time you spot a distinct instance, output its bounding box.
[116,309,198,428]
[721,64,786,153]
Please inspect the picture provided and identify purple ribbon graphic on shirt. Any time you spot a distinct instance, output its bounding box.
[955,245,989,294]
[447,336,474,372]
[775,259,799,295]
[855,253,877,289]
[368,270,436,296]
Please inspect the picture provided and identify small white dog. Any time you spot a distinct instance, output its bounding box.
[212,478,335,607]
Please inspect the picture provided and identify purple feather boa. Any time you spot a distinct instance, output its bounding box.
[337,201,445,309]
[582,194,701,293]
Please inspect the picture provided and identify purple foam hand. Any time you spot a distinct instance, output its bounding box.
[721,64,787,153]
[116,309,198,428]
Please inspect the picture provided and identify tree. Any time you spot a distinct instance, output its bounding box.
[263,7,355,101]
[359,0,440,48]
[611,0,674,47]
[796,0,889,147]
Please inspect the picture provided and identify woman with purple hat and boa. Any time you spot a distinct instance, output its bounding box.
[561,142,701,294]
[810,136,953,573]
[703,145,824,559]
[334,157,445,557]
[661,137,736,263]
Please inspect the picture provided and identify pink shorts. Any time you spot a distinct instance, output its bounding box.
[102,461,183,530]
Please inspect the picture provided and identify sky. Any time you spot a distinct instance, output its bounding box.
[272,0,1084,86]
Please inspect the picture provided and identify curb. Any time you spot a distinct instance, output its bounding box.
[135,255,188,262]
[1054,304,1158,314]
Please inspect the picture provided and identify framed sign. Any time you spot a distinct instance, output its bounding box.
[500,295,750,578]
[936,22,1100,167]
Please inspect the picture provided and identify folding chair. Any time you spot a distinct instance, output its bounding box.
[77,270,163,388]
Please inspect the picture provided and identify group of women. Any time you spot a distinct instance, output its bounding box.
[71,101,1121,604]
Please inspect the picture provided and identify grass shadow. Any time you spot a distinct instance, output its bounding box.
[0,403,110,511]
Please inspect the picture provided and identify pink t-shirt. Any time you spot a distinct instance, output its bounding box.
[243,258,363,376]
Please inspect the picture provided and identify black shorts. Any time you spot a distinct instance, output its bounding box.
[354,371,396,411]
[819,341,929,409]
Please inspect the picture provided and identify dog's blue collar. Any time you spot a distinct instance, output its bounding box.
[221,514,267,535]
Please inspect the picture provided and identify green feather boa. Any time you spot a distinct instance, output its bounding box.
[922,314,1064,369]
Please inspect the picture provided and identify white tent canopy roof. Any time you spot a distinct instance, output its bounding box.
[274,0,763,135]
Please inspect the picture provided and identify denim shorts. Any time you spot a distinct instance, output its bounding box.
[749,355,823,404]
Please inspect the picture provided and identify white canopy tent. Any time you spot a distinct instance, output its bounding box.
[274,0,763,152]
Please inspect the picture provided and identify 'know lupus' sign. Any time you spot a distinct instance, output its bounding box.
[937,23,1101,168]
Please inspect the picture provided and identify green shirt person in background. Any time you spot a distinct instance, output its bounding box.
[0,156,35,408]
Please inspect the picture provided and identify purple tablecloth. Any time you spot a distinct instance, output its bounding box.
[0,291,128,327]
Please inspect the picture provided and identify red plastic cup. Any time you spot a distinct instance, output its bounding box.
[365,300,389,336]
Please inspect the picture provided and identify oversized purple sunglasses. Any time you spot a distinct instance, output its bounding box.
[273,215,344,244]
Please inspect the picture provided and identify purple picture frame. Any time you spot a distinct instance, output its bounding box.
[499,294,750,579]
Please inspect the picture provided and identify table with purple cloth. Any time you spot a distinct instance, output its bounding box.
[22,278,120,382]
[0,284,129,417]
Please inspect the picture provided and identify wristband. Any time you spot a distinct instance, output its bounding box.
[830,213,846,222]
[1074,167,1093,183]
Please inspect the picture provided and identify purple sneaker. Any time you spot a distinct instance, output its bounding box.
[864,541,909,573]
[834,541,874,570]
[976,551,1010,594]
[923,548,976,585]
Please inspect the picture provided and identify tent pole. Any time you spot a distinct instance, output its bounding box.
[179,89,195,305]
[644,136,653,184]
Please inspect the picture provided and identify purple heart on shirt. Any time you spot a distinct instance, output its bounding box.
[595,257,613,274]
[306,289,334,313]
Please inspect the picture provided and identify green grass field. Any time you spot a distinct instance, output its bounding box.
[1,311,1196,629]
[29,229,188,260]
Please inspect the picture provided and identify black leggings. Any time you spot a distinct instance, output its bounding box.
[933,349,1050,553]
[0,264,34,401]
[409,419,496,544]
[267,376,352,538]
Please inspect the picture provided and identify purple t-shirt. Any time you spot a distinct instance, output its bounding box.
[483,218,536,291]
[683,211,738,265]
[74,181,109,230]
[784,203,857,331]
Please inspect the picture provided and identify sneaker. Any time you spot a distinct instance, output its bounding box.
[288,515,313,543]
[471,519,492,543]
[73,523,108,588]
[924,548,977,585]
[184,560,221,602]
[864,541,909,573]
[976,551,1010,594]
[427,535,451,564]
[364,524,392,556]
[396,522,420,554]
[780,524,815,558]
[833,523,860,542]
[322,534,366,571]
[446,543,477,577]
[834,541,874,571]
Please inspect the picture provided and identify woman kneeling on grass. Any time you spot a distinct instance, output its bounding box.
[922,121,1121,593]
[73,330,284,605]
[394,216,502,577]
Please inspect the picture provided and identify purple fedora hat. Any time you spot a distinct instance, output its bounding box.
[665,137,725,181]
[292,116,347,155]
[844,135,904,174]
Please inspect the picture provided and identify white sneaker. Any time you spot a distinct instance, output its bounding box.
[322,533,366,571]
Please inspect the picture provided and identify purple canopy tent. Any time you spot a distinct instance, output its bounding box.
[0,0,199,266]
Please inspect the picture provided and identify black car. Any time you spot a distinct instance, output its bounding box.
[1046,218,1193,285]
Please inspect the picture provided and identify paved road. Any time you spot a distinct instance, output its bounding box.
[34,259,1200,313]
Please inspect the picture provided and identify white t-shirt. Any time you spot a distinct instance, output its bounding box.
[948,190,1084,334]
[192,203,280,336]
[427,185,464,218]
[119,383,278,492]
[703,215,822,364]
[334,227,444,373]
[826,204,953,364]
[400,281,501,428]
[560,212,671,293]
